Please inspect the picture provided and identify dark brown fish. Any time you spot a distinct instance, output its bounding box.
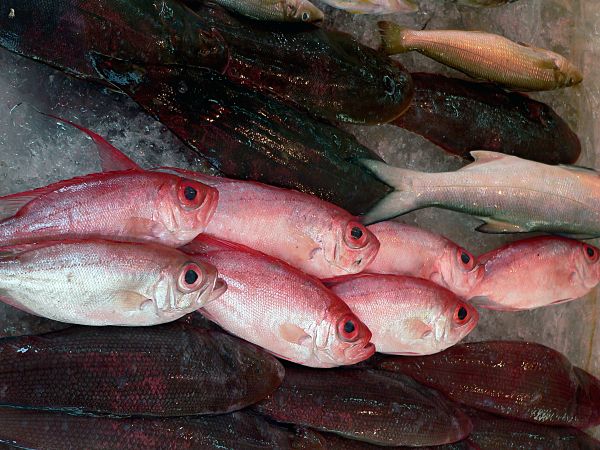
[316,432,479,449]
[93,58,392,215]
[466,409,600,450]
[253,365,472,447]
[0,324,284,416]
[0,303,69,338]
[393,73,580,165]
[0,408,324,450]
[376,341,600,428]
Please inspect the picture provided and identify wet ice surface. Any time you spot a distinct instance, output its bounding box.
[0,0,598,438]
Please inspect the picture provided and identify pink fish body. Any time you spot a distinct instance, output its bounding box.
[327,274,478,355]
[467,236,600,310]
[184,237,375,368]
[366,221,482,296]
[0,171,218,247]
[0,240,226,325]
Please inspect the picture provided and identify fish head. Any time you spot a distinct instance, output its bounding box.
[552,55,583,87]
[157,176,219,243]
[286,0,324,23]
[438,245,484,297]
[437,299,479,348]
[330,217,381,275]
[155,257,227,315]
[573,242,600,289]
[313,303,375,367]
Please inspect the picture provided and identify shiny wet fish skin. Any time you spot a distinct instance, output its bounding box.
[184,237,375,368]
[214,0,324,22]
[320,0,417,14]
[379,24,582,91]
[0,240,225,326]
[361,151,600,237]
[366,221,482,297]
[467,237,600,311]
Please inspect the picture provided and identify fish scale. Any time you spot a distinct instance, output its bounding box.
[0,325,284,416]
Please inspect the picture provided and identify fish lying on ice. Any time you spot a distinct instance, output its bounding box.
[0,240,225,325]
[361,151,600,238]
[184,236,375,368]
[318,0,417,14]
[379,24,582,91]
[325,273,478,355]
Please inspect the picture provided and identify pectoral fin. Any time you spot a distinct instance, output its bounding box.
[119,291,152,312]
[280,323,311,346]
[476,219,529,234]
[406,319,433,340]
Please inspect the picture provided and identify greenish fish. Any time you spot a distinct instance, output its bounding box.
[214,0,324,22]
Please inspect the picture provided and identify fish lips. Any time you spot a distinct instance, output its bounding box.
[344,342,376,364]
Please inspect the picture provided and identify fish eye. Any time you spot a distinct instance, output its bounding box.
[178,262,204,293]
[453,304,470,325]
[301,11,310,21]
[177,179,206,210]
[584,244,599,262]
[337,315,360,342]
[344,222,369,249]
[383,75,395,96]
[457,248,475,271]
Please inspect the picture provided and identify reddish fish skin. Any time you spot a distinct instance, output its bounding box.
[0,409,322,450]
[0,324,284,416]
[465,409,600,450]
[0,171,218,247]
[467,237,600,310]
[184,236,375,368]
[376,341,600,428]
[253,366,472,447]
[365,221,482,297]
[316,432,479,449]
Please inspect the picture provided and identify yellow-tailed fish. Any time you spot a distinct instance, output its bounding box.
[214,0,324,22]
[378,23,582,91]
[320,0,417,15]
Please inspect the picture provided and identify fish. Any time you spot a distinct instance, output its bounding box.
[0,302,70,338]
[91,59,393,216]
[184,2,414,124]
[318,0,418,14]
[0,324,284,416]
[213,0,324,22]
[325,274,478,355]
[464,408,600,450]
[361,151,600,237]
[75,123,382,279]
[0,240,225,325]
[378,23,582,91]
[366,221,482,296]
[0,408,324,450]
[455,0,519,6]
[253,365,472,446]
[0,169,218,247]
[314,432,479,450]
[376,341,600,428]
[392,72,581,165]
[184,236,375,368]
[467,237,600,311]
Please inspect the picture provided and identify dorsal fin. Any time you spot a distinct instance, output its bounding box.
[40,112,142,172]
[469,150,514,163]
[182,235,265,256]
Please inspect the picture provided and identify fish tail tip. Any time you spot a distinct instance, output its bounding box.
[377,21,410,54]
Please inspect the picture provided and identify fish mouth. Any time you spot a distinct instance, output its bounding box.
[345,342,376,364]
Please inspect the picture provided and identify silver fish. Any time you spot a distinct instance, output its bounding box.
[319,0,417,14]
[214,0,324,22]
[361,151,600,237]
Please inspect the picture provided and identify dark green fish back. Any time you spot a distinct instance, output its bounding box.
[0,325,284,416]
[94,58,392,215]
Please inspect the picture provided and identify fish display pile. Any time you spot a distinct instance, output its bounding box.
[0,0,598,448]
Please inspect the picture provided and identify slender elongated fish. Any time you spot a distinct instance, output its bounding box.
[325,274,478,355]
[0,240,225,325]
[366,221,482,296]
[379,23,582,91]
[0,169,218,247]
[468,237,600,311]
[376,341,600,428]
[319,0,417,14]
[0,325,284,416]
[184,236,374,368]
[213,0,323,22]
[361,151,600,237]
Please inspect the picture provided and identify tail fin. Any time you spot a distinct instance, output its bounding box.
[378,21,413,55]
[360,159,423,224]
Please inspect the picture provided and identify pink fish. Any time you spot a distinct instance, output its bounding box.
[0,170,218,247]
[325,274,478,355]
[67,115,380,278]
[467,236,600,310]
[183,236,375,368]
[366,221,482,296]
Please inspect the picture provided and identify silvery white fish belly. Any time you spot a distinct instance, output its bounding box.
[362,151,600,237]
[0,240,224,326]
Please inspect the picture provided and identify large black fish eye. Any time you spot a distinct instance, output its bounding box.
[351,227,363,240]
[457,307,468,321]
[185,269,199,285]
[344,320,356,334]
[302,11,310,21]
[461,252,471,264]
[587,246,595,258]
[184,186,198,201]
